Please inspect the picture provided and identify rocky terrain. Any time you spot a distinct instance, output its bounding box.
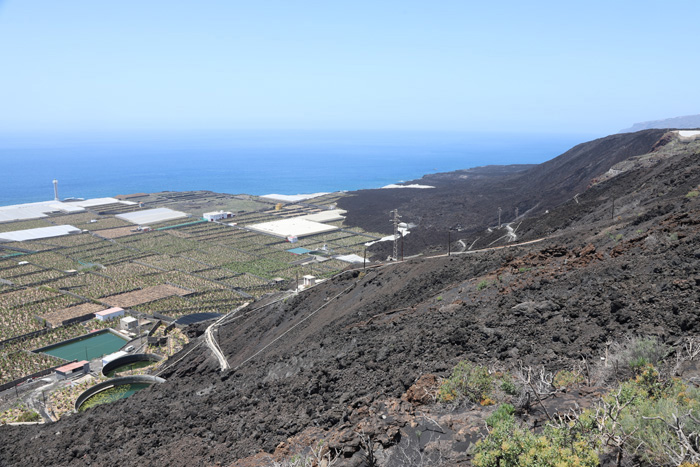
[338,129,670,258]
[1,129,700,466]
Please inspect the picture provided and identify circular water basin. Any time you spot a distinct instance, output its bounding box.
[75,375,165,412]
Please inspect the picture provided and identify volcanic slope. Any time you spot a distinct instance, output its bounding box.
[2,133,700,466]
[339,129,669,257]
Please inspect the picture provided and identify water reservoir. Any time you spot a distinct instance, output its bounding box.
[38,330,129,361]
[75,375,165,412]
[102,353,162,377]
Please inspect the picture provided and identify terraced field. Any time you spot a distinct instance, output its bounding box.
[0,191,384,386]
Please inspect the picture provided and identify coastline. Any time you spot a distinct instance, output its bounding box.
[0,131,591,206]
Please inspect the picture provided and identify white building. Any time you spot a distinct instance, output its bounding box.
[120,316,138,331]
[95,307,125,321]
[203,211,233,222]
[303,275,316,287]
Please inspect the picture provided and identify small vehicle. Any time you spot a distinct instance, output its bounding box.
[124,345,135,352]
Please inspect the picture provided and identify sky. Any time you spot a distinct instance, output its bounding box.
[0,1,698,135]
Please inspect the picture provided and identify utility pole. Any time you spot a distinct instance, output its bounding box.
[498,207,502,228]
[363,248,367,270]
[448,230,451,256]
[390,209,401,261]
[515,207,519,220]
[611,198,615,220]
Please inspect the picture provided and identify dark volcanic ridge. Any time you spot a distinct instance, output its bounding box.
[338,129,680,259]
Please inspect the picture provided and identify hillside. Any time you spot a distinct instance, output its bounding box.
[2,130,700,466]
[620,114,700,132]
[339,129,668,258]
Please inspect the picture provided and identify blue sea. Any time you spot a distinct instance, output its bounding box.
[0,130,596,205]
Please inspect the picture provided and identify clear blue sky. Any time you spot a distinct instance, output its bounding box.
[0,1,698,135]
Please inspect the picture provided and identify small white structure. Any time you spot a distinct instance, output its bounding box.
[95,307,125,321]
[303,275,316,287]
[203,211,233,222]
[120,316,138,331]
[287,235,298,243]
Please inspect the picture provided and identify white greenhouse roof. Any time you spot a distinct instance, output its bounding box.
[335,254,365,264]
[0,225,81,243]
[301,209,347,223]
[0,197,137,223]
[0,201,83,222]
[247,218,338,238]
[116,208,188,225]
[260,193,329,203]
[65,197,137,208]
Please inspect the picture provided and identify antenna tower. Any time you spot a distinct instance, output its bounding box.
[53,179,59,201]
[390,209,401,261]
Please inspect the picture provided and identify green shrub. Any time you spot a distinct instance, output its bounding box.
[499,377,520,396]
[686,190,699,199]
[477,280,490,290]
[438,361,494,404]
[553,369,584,389]
[16,410,40,422]
[607,337,669,379]
[473,408,599,467]
[486,403,514,428]
[613,373,700,465]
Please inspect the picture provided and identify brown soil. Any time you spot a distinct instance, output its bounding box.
[101,284,193,308]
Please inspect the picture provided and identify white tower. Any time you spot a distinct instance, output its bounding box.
[53,179,59,201]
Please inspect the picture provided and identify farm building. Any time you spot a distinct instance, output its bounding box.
[116,208,188,225]
[95,307,125,321]
[303,275,316,286]
[120,316,138,331]
[55,360,90,379]
[203,211,233,222]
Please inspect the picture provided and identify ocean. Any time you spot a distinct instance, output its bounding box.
[0,130,595,205]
